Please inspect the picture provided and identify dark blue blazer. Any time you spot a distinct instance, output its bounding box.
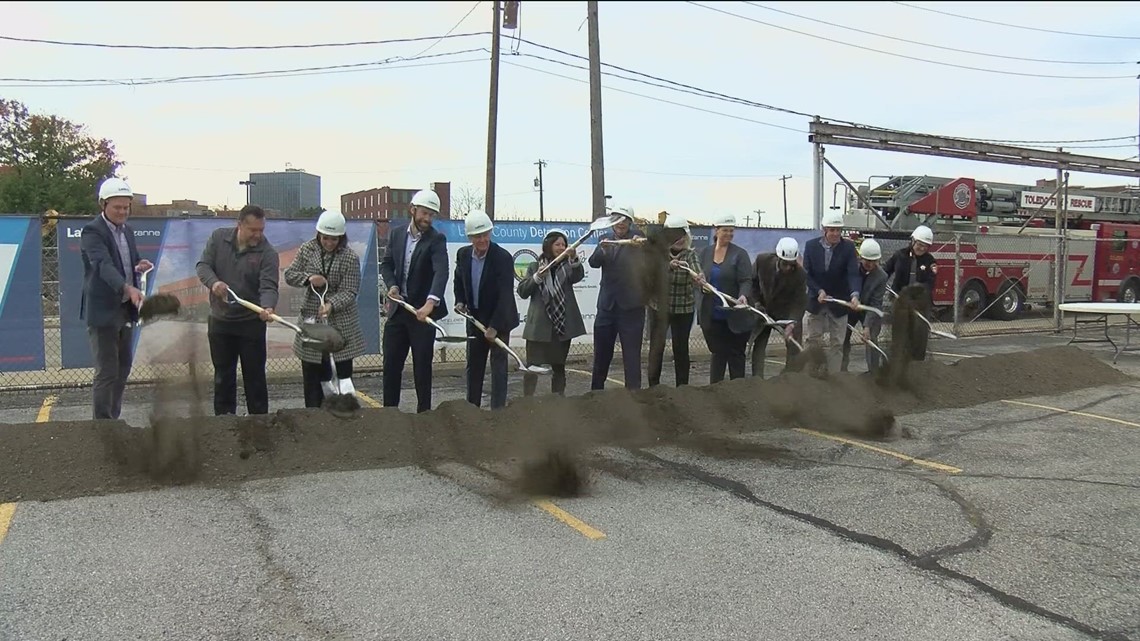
[588,226,647,312]
[802,236,862,316]
[79,216,141,328]
[379,221,449,321]
[453,242,520,335]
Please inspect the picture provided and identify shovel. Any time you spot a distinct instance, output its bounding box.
[535,213,625,278]
[455,309,550,374]
[823,296,884,318]
[385,293,470,344]
[136,265,181,322]
[886,286,957,340]
[846,323,890,362]
[309,283,361,414]
[227,286,345,352]
[676,261,803,350]
[599,237,648,247]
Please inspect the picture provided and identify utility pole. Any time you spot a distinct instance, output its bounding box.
[239,180,255,206]
[485,0,504,220]
[779,174,792,228]
[753,209,765,226]
[587,1,606,219]
[743,215,752,227]
[534,159,547,221]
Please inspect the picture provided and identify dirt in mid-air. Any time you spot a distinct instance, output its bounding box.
[0,346,1129,504]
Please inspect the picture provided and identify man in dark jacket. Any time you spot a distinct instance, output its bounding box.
[749,237,807,378]
[884,224,938,362]
[80,177,152,420]
[588,206,647,390]
[802,213,862,374]
[454,210,520,410]
[379,188,450,413]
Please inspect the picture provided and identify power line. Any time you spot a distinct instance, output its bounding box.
[0,31,489,51]
[545,160,791,178]
[891,2,1140,41]
[743,2,1138,66]
[687,1,1139,80]
[413,2,483,57]
[129,160,534,175]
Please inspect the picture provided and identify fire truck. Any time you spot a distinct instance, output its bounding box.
[838,175,1140,320]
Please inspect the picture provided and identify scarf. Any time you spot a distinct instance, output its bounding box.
[536,258,570,336]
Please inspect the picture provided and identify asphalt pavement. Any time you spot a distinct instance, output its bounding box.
[1,332,1138,641]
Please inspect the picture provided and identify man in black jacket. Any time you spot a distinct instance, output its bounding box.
[749,237,807,378]
[379,189,450,413]
[454,210,520,410]
[884,224,938,362]
[802,213,862,374]
[588,206,647,390]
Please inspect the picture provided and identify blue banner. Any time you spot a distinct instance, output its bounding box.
[58,217,379,369]
[691,226,819,261]
[0,216,45,372]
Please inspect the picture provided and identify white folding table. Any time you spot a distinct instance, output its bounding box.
[1057,302,1140,363]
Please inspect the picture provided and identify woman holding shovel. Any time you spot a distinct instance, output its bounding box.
[283,211,366,408]
[518,228,587,396]
[696,214,756,383]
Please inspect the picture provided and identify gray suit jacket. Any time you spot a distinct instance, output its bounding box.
[518,259,587,342]
[697,243,756,334]
[80,216,141,328]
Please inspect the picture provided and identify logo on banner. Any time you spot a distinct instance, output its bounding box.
[513,249,538,282]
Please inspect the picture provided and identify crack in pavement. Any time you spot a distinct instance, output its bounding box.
[914,478,992,565]
[631,449,1133,641]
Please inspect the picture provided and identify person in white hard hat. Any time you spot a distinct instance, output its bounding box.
[79,176,152,420]
[196,204,280,416]
[283,210,366,408]
[696,213,756,383]
[883,224,938,362]
[748,236,807,378]
[802,211,862,374]
[379,188,450,413]
[646,212,702,387]
[588,205,648,390]
[845,238,888,374]
[454,210,519,410]
[518,228,587,397]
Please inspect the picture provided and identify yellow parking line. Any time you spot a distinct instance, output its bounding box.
[0,503,16,547]
[1001,399,1140,429]
[36,394,57,423]
[356,391,382,408]
[566,368,625,388]
[532,499,607,540]
[930,351,981,359]
[793,428,963,474]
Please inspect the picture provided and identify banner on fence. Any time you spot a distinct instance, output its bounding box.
[0,216,45,372]
[58,217,379,369]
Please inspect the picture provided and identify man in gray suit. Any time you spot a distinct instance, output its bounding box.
[79,177,153,420]
[588,206,647,390]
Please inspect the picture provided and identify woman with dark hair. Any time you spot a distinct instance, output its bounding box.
[517,228,587,396]
[697,213,755,383]
[283,210,366,408]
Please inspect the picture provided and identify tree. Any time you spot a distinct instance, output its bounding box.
[295,206,326,218]
[451,184,484,219]
[0,98,122,215]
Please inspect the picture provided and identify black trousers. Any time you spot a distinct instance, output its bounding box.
[703,318,748,384]
[207,317,268,416]
[382,314,437,413]
[466,324,509,410]
[591,306,645,390]
[647,310,694,387]
[751,321,803,378]
[301,357,354,409]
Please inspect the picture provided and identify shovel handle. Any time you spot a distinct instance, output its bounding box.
[536,233,591,277]
[227,288,291,326]
[457,311,527,368]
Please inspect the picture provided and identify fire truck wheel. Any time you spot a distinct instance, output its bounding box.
[1118,279,1140,304]
[957,280,987,322]
[988,281,1025,322]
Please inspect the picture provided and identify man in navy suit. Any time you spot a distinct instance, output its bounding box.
[379,188,450,413]
[588,206,647,390]
[453,210,519,410]
[80,177,153,420]
[802,211,862,374]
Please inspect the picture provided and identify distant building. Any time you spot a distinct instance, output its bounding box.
[341,181,451,220]
[248,168,321,217]
[135,199,214,217]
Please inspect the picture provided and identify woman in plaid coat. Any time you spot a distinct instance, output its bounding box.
[283,211,366,407]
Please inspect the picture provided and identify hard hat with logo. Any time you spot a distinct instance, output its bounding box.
[465,210,494,236]
[663,213,690,232]
[911,224,934,245]
[544,227,569,241]
[713,213,737,228]
[411,189,441,213]
[775,237,799,262]
[98,177,133,202]
[316,210,346,237]
[821,211,845,229]
[609,206,634,221]
[858,238,882,261]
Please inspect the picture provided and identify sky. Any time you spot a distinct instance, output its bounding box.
[2,1,1139,229]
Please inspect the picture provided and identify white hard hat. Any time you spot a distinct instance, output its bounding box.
[713,213,737,228]
[858,238,882,261]
[663,213,690,232]
[411,189,441,213]
[465,210,494,236]
[316,210,346,237]
[98,177,133,201]
[821,211,845,229]
[911,224,934,245]
[544,227,569,240]
[775,237,799,262]
[609,206,634,220]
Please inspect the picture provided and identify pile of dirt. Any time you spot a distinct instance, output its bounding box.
[138,294,182,322]
[0,346,1129,504]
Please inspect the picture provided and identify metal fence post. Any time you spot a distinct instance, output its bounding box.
[953,232,961,337]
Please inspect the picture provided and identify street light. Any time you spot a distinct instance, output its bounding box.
[238,180,256,206]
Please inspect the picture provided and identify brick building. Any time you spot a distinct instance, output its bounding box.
[341,181,451,220]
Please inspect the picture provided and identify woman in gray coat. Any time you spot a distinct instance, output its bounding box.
[697,214,755,383]
[518,228,587,396]
[283,211,366,407]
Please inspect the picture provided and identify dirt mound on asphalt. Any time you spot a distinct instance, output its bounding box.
[0,346,1128,504]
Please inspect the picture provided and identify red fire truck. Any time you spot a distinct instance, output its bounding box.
[839,176,1140,320]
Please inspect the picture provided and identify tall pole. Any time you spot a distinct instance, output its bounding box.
[485,0,502,220]
[1054,151,1064,333]
[535,159,546,221]
[779,174,792,228]
[239,180,255,206]
[587,1,606,219]
[811,116,824,229]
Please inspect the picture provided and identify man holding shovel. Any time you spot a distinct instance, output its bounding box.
[588,206,647,391]
[884,225,938,362]
[802,211,862,375]
[195,205,279,416]
[79,177,153,420]
[749,237,807,378]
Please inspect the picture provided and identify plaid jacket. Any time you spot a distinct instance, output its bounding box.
[283,238,366,363]
[661,247,701,314]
